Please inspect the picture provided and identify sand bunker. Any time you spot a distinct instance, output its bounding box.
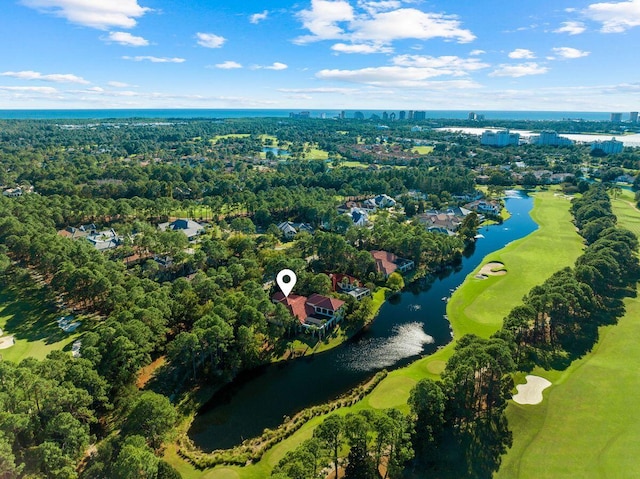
[512,375,552,405]
[0,335,15,349]
[475,262,507,279]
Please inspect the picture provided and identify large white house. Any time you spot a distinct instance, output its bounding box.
[277,221,314,239]
[158,218,205,240]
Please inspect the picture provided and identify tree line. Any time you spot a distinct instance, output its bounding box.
[268,184,640,479]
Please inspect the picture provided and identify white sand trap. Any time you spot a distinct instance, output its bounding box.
[477,262,507,278]
[513,375,552,405]
[0,335,15,349]
[479,262,507,276]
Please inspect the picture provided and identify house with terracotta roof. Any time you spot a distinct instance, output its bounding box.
[370,250,415,278]
[272,291,346,335]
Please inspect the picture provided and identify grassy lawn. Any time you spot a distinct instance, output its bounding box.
[496,190,640,479]
[0,286,83,363]
[333,160,369,168]
[411,146,435,155]
[303,143,329,160]
[165,190,583,478]
[209,134,250,144]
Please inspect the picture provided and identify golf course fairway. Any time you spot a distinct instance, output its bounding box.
[497,189,640,479]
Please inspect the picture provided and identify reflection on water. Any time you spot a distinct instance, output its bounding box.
[504,189,523,199]
[339,322,434,372]
[189,192,537,451]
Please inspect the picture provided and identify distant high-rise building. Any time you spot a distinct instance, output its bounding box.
[531,130,574,146]
[611,113,622,122]
[382,111,389,121]
[354,111,365,120]
[389,112,396,121]
[289,111,310,119]
[592,138,624,155]
[468,112,477,120]
[480,130,520,147]
[413,111,426,120]
[630,112,639,123]
[399,110,406,120]
[340,111,345,119]
[408,110,414,120]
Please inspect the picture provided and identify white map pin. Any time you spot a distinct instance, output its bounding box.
[276,269,297,298]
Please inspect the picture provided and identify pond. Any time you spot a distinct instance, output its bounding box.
[188,191,537,451]
[262,147,289,156]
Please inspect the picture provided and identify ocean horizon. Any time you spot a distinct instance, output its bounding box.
[0,108,617,121]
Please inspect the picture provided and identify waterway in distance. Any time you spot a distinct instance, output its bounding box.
[188,191,537,451]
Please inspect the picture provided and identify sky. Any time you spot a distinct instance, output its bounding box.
[1,0,640,111]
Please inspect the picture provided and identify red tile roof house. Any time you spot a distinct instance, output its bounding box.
[272,292,346,337]
[370,250,415,278]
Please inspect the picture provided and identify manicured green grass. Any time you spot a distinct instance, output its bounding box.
[335,161,369,168]
[303,144,329,160]
[496,191,640,479]
[446,190,582,338]
[0,287,83,363]
[165,190,583,478]
[411,146,435,155]
[209,134,251,144]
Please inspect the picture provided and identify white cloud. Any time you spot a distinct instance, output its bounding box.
[20,0,149,30]
[122,56,185,63]
[278,87,358,94]
[489,62,549,77]
[470,49,486,56]
[350,9,476,44]
[105,31,149,46]
[215,61,243,69]
[584,0,640,32]
[0,85,59,94]
[554,21,587,34]
[551,47,591,58]
[295,0,355,43]
[264,62,289,70]
[108,81,134,88]
[196,32,226,48]
[392,54,489,73]
[317,67,481,87]
[250,10,269,24]
[357,0,401,15]
[0,70,89,84]
[296,1,475,46]
[508,48,536,59]
[331,42,393,53]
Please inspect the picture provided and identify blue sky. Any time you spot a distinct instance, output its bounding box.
[1,0,640,111]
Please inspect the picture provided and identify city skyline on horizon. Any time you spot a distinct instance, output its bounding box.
[2,0,640,111]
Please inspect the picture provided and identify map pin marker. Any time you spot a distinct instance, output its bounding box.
[276,269,297,298]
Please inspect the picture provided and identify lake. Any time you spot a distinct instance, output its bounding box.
[188,191,537,451]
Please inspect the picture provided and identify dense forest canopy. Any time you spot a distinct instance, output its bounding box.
[0,117,638,478]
